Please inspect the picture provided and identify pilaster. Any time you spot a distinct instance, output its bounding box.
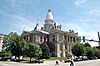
[56,43,61,57]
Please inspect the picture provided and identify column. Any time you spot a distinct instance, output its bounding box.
[35,34,39,43]
[62,43,66,57]
[57,43,60,57]
[62,35,65,57]
[56,33,61,57]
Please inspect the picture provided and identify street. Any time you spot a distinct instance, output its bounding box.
[75,59,100,66]
[0,59,100,66]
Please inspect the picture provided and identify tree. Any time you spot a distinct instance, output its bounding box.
[93,47,100,59]
[3,32,26,61]
[24,43,41,62]
[0,51,12,58]
[41,42,50,59]
[85,47,95,59]
[47,42,55,56]
[84,42,91,47]
[72,42,85,58]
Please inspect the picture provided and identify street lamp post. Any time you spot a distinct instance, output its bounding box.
[98,32,100,47]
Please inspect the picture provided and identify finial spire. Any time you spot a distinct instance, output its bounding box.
[23,26,25,32]
[48,7,51,11]
[37,19,39,22]
[34,19,41,31]
[36,19,39,26]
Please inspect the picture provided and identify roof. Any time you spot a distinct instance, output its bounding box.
[34,23,41,31]
[0,34,5,36]
[46,8,53,20]
[0,34,5,38]
[39,30,49,34]
[32,30,49,34]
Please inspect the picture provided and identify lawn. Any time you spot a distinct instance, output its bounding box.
[22,57,65,61]
[48,57,65,60]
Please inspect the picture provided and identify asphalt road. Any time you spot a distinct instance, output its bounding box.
[0,59,100,66]
[75,59,100,66]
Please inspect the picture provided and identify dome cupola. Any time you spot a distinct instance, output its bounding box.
[46,8,54,20]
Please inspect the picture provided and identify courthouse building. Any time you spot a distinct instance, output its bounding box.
[21,8,81,57]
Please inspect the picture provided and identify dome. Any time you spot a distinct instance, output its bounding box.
[46,8,53,20]
[34,23,41,31]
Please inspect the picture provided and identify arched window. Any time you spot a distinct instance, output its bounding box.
[53,38,55,42]
[44,26,46,29]
[53,34,55,37]
[44,37,46,42]
[40,36,42,42]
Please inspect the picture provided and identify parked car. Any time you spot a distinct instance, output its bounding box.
[33,59,44,63]
[82,56,88,61]
[0,57,11,61]
[73,58,82,62]
[64,57,71,63]
[93,57,98,60]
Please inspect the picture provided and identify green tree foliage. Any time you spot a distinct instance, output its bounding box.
[72,42,85,58]
[84,42,91,47]
[93,47,100,59]
[85,47,95,59]
[41,42,50,59]
[0,51,12,58]
[24,43,41,62]
[72,42,100,60]
[3,32,26,60]
[47,42,55,53]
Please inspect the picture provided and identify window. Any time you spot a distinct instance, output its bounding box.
[53,34,55,42]
[44,37,46,42]
[53,34,55,37]
[68,35,69,42]
[53,38,55,42]
[52,27,54,29]
[40,36,42,42]
[44,26,46,29]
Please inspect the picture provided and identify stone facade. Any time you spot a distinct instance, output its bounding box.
[21,8,81,57]
[0,34,4,51]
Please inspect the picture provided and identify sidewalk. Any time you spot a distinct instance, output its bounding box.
[43,60,56,64]
[0,60,70,66]
[43,60,65,65]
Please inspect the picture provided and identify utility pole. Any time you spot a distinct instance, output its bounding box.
[83,36,85,42]
[97,32,100,47]
[82,32,100,48]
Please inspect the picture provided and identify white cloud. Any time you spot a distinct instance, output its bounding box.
[17,16,35,30]
[63,21,99,47]
[75,0,87,6]
[88,9,100,16]
[13,15,36,34]
[86,32,99,47]
[64,23,84,35]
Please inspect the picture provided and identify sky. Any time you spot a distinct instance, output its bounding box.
[0,0,100,46]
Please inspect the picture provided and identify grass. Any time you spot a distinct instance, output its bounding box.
[22,57,35,61]
[22,57,66,61]
[46,57,65,60]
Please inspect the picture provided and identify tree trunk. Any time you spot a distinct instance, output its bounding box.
[30,57,32,63]
[18,56,20,62]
